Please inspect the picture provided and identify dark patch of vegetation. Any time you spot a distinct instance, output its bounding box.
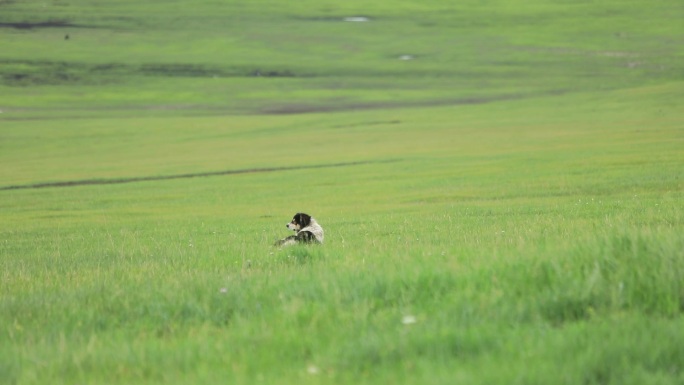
[0,20,89,29]
[0,59,301,86]
[250,69,296,77]
[0,60,82,86]
[257,92,559,115]
[139,64,295,78]
[139,63,229,78]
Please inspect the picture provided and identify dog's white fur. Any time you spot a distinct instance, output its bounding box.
[296,217,324,243]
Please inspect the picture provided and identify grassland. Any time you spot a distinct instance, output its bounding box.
[1,1,684,384]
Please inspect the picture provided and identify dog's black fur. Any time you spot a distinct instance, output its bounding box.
[274,213,322,246]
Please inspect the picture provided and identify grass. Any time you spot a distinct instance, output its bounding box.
[1,1,682,115]
[1,0,684,384]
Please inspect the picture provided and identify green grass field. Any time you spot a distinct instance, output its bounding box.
[1,1,683,384]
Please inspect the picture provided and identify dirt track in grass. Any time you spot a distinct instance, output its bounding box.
[0,159,400,191]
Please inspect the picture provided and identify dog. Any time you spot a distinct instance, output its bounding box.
[274,213,324,247]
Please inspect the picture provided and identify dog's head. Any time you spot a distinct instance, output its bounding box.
[287,213,311,232]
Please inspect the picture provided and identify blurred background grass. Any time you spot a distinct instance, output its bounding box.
[2,0,682,115]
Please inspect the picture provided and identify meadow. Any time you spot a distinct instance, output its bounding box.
[1,1,683,384]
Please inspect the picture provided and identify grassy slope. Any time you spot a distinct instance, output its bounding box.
[1,1,682,115]
[1,1,684,384]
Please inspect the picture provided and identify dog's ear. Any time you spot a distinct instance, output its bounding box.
[296,213,311,227]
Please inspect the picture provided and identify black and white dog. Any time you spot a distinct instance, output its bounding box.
[274,213,324,247]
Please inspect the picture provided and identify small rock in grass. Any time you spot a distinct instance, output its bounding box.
[344,16,369,22]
